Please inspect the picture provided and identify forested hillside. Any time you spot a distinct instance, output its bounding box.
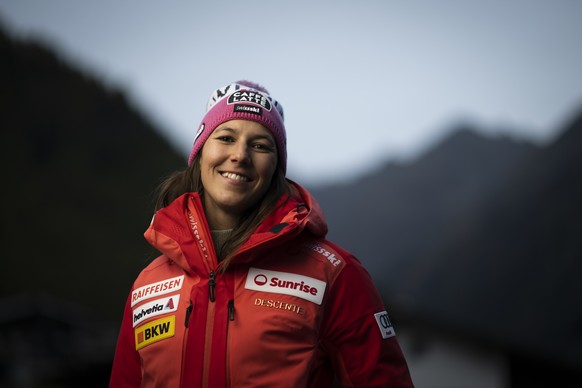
[0,25,185,320]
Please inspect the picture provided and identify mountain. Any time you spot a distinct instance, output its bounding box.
[309,110,582,373]
[310,125,539,278]
[0,24,186,321]
[412,112,582,369]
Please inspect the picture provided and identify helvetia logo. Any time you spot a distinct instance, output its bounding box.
[132,294,180,328]
[245,267,326,305]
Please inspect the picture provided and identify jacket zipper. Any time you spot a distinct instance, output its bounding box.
[228,300,235,321]
[202,296,216,387]
[226,299,235,387]
[186,196,225,387]
[202,269,217,387]
[180,300,193,384]
[184,301,193,327]
[209,270,216,302]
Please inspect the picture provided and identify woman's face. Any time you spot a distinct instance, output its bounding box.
[199,119,278,229]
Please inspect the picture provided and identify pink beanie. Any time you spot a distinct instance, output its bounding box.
[187,81,287,173]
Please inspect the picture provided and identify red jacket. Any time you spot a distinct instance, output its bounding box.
[110,183,413,387]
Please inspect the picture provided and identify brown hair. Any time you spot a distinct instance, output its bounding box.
[154,154,295,269]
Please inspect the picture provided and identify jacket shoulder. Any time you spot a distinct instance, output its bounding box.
[302,236,365,268]
[301,237,378,289]
[299,237,365,284]
[131,255,187,294]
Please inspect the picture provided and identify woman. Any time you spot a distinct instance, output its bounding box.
[110,81,414,387]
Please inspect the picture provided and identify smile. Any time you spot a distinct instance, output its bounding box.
[221,171,251,182]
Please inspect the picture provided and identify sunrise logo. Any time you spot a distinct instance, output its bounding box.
[245,268,326,305]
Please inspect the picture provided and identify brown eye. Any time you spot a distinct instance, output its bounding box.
[253,142,274,152]
[217,135,235,142]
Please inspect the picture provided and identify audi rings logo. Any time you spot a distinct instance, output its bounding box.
[374,311,396,339]
[378,313,391,329]
[254,274,268,286]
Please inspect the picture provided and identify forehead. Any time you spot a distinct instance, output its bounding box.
[215,120,274,140]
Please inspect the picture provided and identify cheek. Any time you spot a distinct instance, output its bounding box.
[258,157,278,182]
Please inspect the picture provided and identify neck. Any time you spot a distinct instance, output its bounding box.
[202,199,241,230]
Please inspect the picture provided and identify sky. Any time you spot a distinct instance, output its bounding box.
[1,0,581,185]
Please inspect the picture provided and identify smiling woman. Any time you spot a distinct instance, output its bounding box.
[109,81,414,387]
[199,120,278,230]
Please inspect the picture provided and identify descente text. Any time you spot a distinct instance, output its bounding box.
[254,298,304,314]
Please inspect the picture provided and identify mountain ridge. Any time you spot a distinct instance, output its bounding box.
[310,107,582,370]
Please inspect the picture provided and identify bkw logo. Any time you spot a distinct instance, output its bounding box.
[135,316,176,350]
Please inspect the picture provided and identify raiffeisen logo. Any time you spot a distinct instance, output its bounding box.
[245,268,326,305]
[131,275,184,307]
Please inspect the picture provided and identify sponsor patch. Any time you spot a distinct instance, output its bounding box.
[374,311,396,339]
[234,104,262,116]
[132,294,180,328]
[305,242,342,267]
[131,275,184,307]
[227,90,272,111]
[135,316,175,350]
[245,267,326,305]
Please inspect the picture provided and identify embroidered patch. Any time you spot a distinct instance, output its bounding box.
[374,311,396,339]
[305,242,343,267]
[135,316,175,350]
[132,294,180,328]
[234,104,262,116]
[227,90,272,111]
[245,267,326,305]
[131,275,184,307]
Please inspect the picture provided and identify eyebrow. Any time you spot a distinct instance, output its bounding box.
[214,127,275,143]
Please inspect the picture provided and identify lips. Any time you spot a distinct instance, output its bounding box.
[221,171,251,182]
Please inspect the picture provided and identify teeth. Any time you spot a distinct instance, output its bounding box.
[222,172,250,182]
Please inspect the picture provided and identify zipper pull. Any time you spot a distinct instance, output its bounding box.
[184,301,193,327]
[228,300,235,321]
[209,270,216,302]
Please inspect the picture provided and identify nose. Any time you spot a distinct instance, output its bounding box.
[230,142,251,164]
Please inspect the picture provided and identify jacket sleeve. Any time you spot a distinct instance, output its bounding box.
[320,257,414,387]
[109,293,142,388]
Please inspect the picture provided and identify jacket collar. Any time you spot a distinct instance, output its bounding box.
[144,181,327,273]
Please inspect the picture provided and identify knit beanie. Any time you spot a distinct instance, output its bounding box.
[187,81,287,173]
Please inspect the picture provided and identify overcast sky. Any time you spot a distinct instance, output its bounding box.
[1,0,581,184]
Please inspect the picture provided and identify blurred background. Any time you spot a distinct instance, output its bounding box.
[1,1,581,387]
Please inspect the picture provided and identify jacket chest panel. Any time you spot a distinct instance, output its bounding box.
[233,263,323,336]
[133,269,199,387]
[225,266,325,386]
